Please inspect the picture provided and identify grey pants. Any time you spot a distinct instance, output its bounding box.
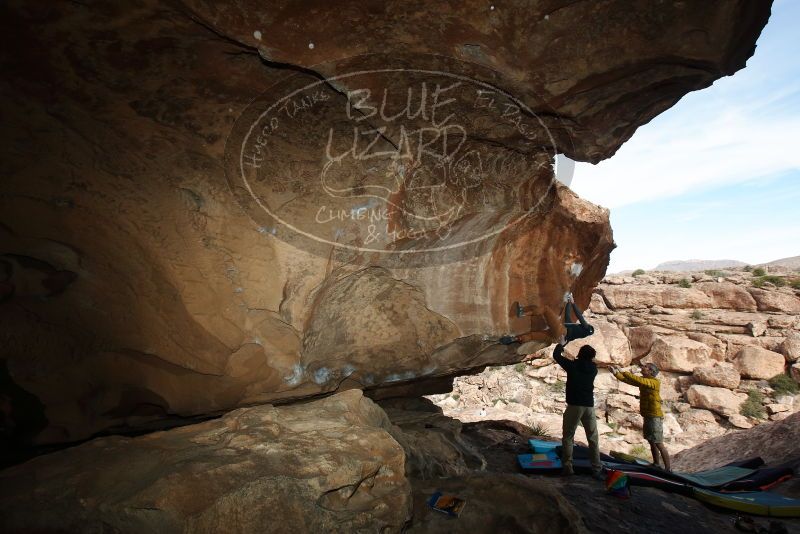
[561,404,602,472]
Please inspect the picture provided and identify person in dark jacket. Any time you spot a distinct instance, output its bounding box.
[554,335,602,478]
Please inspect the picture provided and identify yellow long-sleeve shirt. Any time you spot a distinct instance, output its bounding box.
[614,371,664,418]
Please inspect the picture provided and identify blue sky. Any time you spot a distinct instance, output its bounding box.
[570,0,800,273]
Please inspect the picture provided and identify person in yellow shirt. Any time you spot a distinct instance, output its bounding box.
[609,362,671,471]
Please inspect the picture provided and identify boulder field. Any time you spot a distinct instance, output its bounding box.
[436,269,800,456]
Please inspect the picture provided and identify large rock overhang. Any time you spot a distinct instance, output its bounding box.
[0,0,771,446]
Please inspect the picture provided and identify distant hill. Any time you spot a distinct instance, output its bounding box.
[652,259,747,272]
[760,255,800,271]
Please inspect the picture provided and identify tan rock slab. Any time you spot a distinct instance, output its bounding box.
[746,288,800,313]
[727,414,753,429]
[766,403,789,414]
[695,282,757,311]
[589,292,611,314]
[686,385,747,416]
[780,331,800,362]
[625,326,658,359]
[600,285,712,310]
[0,390,411,533]
[687,332,726,361]
[692,362,740,389]
[645,336,713,373]
[564,319,632,366]
[732,346,786,380]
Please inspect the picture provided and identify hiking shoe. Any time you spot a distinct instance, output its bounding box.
[561,466,574,477]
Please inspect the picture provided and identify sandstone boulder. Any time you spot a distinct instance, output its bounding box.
[678,408,718,427]
[695,282,757,311]
[595,370,640,396]
[675,408,726,445]
[606,393,640,413]
[746,288,800,313]
[746,319,768,337]
[658,373,683,402]
[692,362,740,389]
[686,385,747,416]
[564,319,631,366]
[645,337,713,373]
[676,375,697,392]
[674,412,800,472]
[727,414,753,429]
[663,413,683,438]
[732,346,786,380]
[380,398,485,478]
[600,286,712,310]
[625,326,658,359]
[779,331,800,362]
[589,293,611,315]
[766,403,789,415]
[0,390,411,533]
[686,332,726,361]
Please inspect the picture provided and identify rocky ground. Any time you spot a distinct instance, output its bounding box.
[430,268,800,459]
[4,391,798,533]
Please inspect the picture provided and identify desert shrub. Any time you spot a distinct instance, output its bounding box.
[740,390,766,419]
[548,380,566,393]
[790,279,800,289]
[752,267,766,277]
[743,265,754,272]
[769,374,800,395]
[629,444,652,461]
[632,269,646,277]
[760,275,786,287]
[704,269,725,277]
[677,278,692,288]
[530,422,551,438]
[452,393,460,401]
[752,277,765,288]
[690,310,704,320]
[514,363,526,373]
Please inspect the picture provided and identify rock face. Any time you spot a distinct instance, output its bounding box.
[564,319,631,366]
[692,362,740,389]
[686,385,747,416]
[748,288,800,313]
[781,331,800,362]
[0,390,411,533]
[600,286,712,310]
[646,337,712,373]
[0,1,772,448]
[674,412,800,472]
[695,282,757,311]
[733,346,787,380]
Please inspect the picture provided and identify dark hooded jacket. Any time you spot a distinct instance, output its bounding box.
[553,343,597,407]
